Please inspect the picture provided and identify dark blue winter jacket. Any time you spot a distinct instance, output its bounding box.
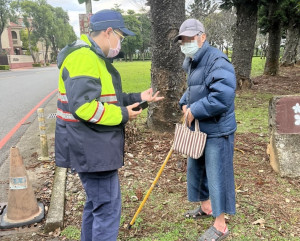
[179,41,237,137]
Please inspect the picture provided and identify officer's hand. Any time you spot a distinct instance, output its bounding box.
[141,88,164,102]
[127,103,142,121]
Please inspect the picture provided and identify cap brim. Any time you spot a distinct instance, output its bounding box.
[119,27,135,36]
[173,30,199,43]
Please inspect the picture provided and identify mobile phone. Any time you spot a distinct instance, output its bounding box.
[132,100,148,111]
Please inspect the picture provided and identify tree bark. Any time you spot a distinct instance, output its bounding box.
[232,3,258,89]
[264,1,282,76]
[147,0,186,131]
[297,37,300,65]
[45,43,49,64]
[0,36,3,53]
[50,35,58,62]
[27,31,36,63]
[85,0,92,14]
[0,21,5,52]
[281,21,300,67]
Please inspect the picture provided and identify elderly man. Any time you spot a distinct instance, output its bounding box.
[174,19,237,241]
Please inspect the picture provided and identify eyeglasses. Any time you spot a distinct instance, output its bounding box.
[113,30,125,42]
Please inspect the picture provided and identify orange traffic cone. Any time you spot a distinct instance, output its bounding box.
[0,147,44,229]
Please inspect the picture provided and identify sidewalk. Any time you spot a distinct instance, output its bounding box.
[0,95,67,240]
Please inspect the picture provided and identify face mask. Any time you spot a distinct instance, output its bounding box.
[180,40,199,58]
[107,33,121,58]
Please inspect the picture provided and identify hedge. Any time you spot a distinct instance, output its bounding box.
[32,63,42,67]
[0,65,10,70]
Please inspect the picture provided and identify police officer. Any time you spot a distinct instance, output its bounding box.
[55,9,163,241]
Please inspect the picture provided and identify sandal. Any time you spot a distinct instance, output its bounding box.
[183,206,212,219]
[198,226,230,241]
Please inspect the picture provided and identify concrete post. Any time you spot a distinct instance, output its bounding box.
[37,108,50,161]
[267,95,300,177]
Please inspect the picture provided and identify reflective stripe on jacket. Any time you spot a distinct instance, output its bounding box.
[54,34,141,171]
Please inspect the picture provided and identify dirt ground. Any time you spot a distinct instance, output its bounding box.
[1,65,299,240]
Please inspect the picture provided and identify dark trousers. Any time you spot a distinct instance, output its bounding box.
[78,170,121,241]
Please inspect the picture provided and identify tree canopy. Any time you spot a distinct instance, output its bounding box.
[0,0,17,53]
[10,0,77,63]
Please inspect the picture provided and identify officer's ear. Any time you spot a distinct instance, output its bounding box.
[104,27,113,38]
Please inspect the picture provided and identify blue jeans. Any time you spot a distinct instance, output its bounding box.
[78,170,121,241]
[187,134,236,217]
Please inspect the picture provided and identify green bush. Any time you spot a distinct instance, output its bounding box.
[32,63,41,67]
[46,63,50,66]
[0,65,10,70]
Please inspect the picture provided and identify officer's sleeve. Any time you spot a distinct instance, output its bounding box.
[64,53,128,125]
[121,93,142,106]
[190,57,236,120]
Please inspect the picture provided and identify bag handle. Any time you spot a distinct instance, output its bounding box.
[184,111,200,132]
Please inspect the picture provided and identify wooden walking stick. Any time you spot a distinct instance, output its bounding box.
[127,146,174,229]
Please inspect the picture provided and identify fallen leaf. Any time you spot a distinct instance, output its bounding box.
[252,218,265,227]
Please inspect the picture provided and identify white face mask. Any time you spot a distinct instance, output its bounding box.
[107,32,121,58]
[180,40,199,58]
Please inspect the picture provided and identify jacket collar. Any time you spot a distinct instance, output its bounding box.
[192,40,209,63]
[182,41,209,72]
[81,34,107,58]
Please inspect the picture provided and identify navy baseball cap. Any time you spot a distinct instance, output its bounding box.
[90,9,135,36]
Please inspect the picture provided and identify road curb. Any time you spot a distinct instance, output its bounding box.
[44,166,67,233]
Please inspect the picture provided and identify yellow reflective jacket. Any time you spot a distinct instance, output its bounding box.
[55,34,141,172]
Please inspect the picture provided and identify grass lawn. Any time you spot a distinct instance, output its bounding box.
[113,61,152,93]
[114,57,267,92]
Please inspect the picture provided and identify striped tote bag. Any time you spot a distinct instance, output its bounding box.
[173,119,207,159]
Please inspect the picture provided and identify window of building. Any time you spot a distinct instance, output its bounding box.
[11,31,18,39]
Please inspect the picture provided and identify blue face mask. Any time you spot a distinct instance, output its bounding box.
[180,40,199,58]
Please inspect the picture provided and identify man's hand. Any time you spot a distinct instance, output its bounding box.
[141,88,164,102]
[182,105,187,114]
[126,103,142,121]
[186,108,195,127]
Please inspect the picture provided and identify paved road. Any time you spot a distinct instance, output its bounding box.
[0,67,59,167]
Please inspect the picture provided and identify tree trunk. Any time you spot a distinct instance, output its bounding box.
[27,31,36,63]
[232,3,258,89]
[264,1,282,76]
[0,36,3,53]
[281,21,300,66]
[297,37,300,65]
[45,44,49,64]
[85,0,92,14]
[147,0,186,131]
[0,25,4,52]
[225,45,229,56]
[50,36,58,62]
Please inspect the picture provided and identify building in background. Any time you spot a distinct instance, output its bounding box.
[1,18,52,69]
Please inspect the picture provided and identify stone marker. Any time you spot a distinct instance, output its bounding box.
[267,95,300,177]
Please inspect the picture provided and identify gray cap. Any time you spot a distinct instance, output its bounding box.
[174,19,205,43]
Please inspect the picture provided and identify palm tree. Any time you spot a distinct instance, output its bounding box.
[78,0,100,14]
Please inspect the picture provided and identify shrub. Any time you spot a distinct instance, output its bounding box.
[32,63,41,67]
[0,65,10,70]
